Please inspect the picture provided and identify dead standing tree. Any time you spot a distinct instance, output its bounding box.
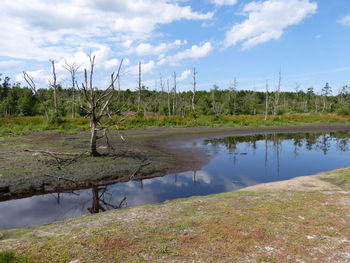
[192,68,197,118]
[264,80,269,121]
[49,60,59,115]
[63,60,80,118]
[273,70,282,116]
[173,72,177,116]
[23,72,50,119]
[137,61,142,113]
[80,55,123,157]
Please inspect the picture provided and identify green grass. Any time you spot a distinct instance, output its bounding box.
[0,116,89,136]
[1,189,350,263]
[321,168,350,187]
[0,252,28,263]
[1,114,350,137]
[117,114,350,129]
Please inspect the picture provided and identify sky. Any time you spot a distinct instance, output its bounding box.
[0,0,350,94]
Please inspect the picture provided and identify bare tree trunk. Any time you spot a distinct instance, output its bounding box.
[72,86,76,118]
[137,61,142,113]
[90,109,100,156]
[322,96,326,112]
[167,79,171,116]
[264,80,269,121]
[63,61,79,119]
[23,72,49,119]
[192,68,197,116]
[80,55,123,156]
[273,70,281,116]
[50,60,58,115]
[229,78,237,115]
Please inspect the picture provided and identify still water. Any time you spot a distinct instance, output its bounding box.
[1,131,350,229]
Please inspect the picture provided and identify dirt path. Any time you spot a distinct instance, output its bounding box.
[242,173,341,192]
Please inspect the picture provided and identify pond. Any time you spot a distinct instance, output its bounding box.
[1,131,350,229]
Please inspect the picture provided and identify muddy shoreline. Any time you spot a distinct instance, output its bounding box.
[1,123,350,201]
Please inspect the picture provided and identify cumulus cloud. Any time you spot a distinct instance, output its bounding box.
[125,60,156,76]
[224,0,317,49]
[16,69,49,89]
[15,45,124,89]
[0,60,25,71]
[0,0,213,62]
[210,0,238,6]
[158,42,213,65]
[128,40,187,56]
[51,45,121,79]
[339,14,350,26]
[178,69,191,81]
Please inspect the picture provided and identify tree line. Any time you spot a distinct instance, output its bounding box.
[1,71,350,119]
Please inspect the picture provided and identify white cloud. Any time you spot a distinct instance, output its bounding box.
[224,0,317,49]
[0,0,213,62]
[16,69,49,89]
[158,42,213,65]
[16,45,124,89]
[178,69,191,81]
[52,45,121,79]
[339,14,350,26]
[122,40,133,49]
[129,40,187,56]
[210,0,238,6]
[0,60,25,71]
[126,60,156,76]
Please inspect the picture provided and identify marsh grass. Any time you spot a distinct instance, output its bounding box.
[0,251,28,263]
[1,114,350,136]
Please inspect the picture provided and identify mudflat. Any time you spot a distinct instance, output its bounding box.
[1,123,350,200]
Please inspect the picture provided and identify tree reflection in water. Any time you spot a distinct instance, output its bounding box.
[88,185,127,214]
[204,131,350,177]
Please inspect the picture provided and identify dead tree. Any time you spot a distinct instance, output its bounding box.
[23,72,49,119]
[264,80,269,121]
[273,70,282,115]
[79,55,123,156]
[173,72,177,116]
[88,185,127,214]
[49,60,58,115]
[229,78,237,115]
[167,79,171,116]
[191,68,197,117]
[63,60,80,118]
[137,61,142,113]
[159,75,165,115]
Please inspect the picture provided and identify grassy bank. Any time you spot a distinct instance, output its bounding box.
[1,114,350,136]
[0,167,349,263]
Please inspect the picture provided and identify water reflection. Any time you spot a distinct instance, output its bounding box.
[203,132,350,175]
[1,131,350,229]
[88,185,127,214]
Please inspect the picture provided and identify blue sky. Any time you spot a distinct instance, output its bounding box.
[0,0,350,94]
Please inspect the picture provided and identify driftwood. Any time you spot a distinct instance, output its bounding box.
[42,174,77,184]
[25,149,80,156]
[25,149,88,169]
[130,161,152,179]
